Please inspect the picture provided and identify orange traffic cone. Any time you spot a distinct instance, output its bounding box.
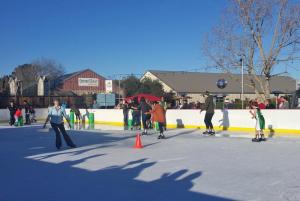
[134,133,143,149]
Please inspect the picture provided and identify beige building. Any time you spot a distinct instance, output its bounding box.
[141,70,296,102]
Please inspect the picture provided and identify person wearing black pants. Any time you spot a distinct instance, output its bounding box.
[122,100,129,130]
[204,113,214,132]
[148,102,166,139]
[139,97,152,135]
[8,101,17,126]
[131,97,141,130]
[200,91,215,135]
[43,99,76,150]
[23,100,31,125]
[50,122,75,149]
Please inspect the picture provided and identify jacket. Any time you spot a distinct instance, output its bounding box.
[151,104,165,123]
[15,109,22,117]
[203,95,215,113]
[8,105,17,115]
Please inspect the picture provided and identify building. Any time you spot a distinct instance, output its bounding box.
[142,70,296,102]
[51,69,106,95]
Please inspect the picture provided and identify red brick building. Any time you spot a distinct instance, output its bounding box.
[55,69,106,95]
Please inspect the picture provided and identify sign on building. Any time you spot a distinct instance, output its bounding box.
[78,78,99,87]
[105,80,113,93]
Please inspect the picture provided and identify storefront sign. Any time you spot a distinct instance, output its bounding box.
[78,78,99,87]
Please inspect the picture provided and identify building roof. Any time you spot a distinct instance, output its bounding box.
[146,70,296,94]
[56,68,105,82]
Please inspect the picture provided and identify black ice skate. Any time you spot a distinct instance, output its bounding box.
[252,138,260,142]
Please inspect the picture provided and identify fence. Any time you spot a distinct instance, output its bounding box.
[0,108,299,136]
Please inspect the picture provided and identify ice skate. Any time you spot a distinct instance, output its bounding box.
[209,131,215,135]
[259,137,267,141]
[252,138,260,142]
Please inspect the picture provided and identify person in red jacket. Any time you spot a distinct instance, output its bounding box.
[14,107,22,126]
[258,100,266,109]
[149,101,166,139]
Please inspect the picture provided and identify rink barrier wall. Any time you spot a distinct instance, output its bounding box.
[0,108,299,136]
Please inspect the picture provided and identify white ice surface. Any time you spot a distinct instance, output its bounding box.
[0,124,300,201]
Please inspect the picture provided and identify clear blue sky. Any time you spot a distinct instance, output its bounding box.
[0,0,299,79]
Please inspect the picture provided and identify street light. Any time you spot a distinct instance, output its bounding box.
[240,58,244,109]
[109,73,143,102]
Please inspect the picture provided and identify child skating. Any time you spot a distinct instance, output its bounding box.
[14,107,22,126]
[249,101,266,142]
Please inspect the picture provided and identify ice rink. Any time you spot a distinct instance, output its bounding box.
[0,123,300,201]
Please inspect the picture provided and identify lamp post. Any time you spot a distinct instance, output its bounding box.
[109,73,143,102]
[48,78,51,106]
[240,58,244,109]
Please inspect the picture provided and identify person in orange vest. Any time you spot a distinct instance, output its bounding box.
[148,101,166,139]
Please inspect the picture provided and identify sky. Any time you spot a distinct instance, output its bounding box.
[0,0,299,79]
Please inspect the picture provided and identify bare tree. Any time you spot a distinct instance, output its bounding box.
[12,58,65,95]
[31,58,65,80]
[204,0,300,99]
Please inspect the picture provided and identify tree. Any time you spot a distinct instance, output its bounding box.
[138,77,164,97]
[0,76,10,96]
[120,76,164,97]
[12,58,65,95]
[31,58,65,79]
[120,75,141,97]
[204,0,300,99]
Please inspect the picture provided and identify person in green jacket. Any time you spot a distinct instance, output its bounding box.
[249,101,266,142]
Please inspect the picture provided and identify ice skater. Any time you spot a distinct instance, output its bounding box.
[29,106,37,123]
[7,101,17,126]
[148,101,166,139]
[160,96,167,130]
[14,107,22,126]
[139,97,152,135]
[121,100,129,130]
[200,91,215,135]
[71,106,81,123]
[23,100,31,125]
[249,101,266,142]
[43,99,76,149]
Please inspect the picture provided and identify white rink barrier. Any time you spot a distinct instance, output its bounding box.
[0,108,299,135]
